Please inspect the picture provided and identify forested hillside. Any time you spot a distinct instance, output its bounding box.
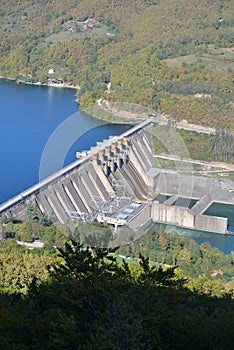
[1,216,234,296]
[0,238,234,349]
[0,211,234,348]
[0,0,233,128]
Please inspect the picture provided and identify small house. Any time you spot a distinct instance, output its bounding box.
[211,269,223,277]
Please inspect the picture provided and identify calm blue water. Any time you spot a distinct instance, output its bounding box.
[205,202,234,232]
[0,79,130,204]
[0,79,233,254]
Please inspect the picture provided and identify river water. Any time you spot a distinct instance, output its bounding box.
[0,79,233,254]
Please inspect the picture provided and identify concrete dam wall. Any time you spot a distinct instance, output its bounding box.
[0,121,152,225]
[1,120,233,235]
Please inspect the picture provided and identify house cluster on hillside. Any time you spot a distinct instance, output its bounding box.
[48,78,64,87]
[194,93,212,100]
[47,68,63,87]
[63,17,101,33]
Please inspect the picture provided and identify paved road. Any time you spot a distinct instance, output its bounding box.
[153,154,234,170]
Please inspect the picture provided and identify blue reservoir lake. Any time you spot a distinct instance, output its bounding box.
[0,79,129,203]
[0,79,233,254]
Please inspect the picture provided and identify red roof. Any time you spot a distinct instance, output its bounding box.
[211,269,223,277]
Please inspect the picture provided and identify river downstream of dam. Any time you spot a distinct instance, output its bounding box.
[0,79,233,254]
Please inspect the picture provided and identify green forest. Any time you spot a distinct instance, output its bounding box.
[0,0,233,129]
[0,214,234,349]
[151,124,234,163]
[0,211,234,349]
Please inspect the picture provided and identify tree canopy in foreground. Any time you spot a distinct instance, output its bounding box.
[0,239,233,349]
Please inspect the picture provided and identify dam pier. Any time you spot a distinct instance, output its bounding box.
[1,121,234,235]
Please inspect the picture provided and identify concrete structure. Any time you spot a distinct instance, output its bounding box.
[16,240,44,249]
[0,121,234,235]
[0,121,152,225]
[151,202,228,234]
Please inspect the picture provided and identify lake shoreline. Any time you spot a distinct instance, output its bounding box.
[0,76,80,91]
[0,76,132,125]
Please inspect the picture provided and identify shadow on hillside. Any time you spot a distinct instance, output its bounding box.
[0,243,233,350]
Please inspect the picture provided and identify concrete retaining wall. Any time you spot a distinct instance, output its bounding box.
[151,201,194,229]
[127,204,152,231]
[151,201,228,234]
[195,215,227,234]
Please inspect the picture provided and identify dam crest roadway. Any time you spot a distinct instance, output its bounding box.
[1,120,234,235]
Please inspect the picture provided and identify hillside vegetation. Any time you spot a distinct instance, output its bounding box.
[0,237,234,349]
[0,211,234,348]
[1,215,234,294]
[0,0,233,128]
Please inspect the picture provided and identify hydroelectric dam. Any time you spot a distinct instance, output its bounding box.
[1,120,234,234]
